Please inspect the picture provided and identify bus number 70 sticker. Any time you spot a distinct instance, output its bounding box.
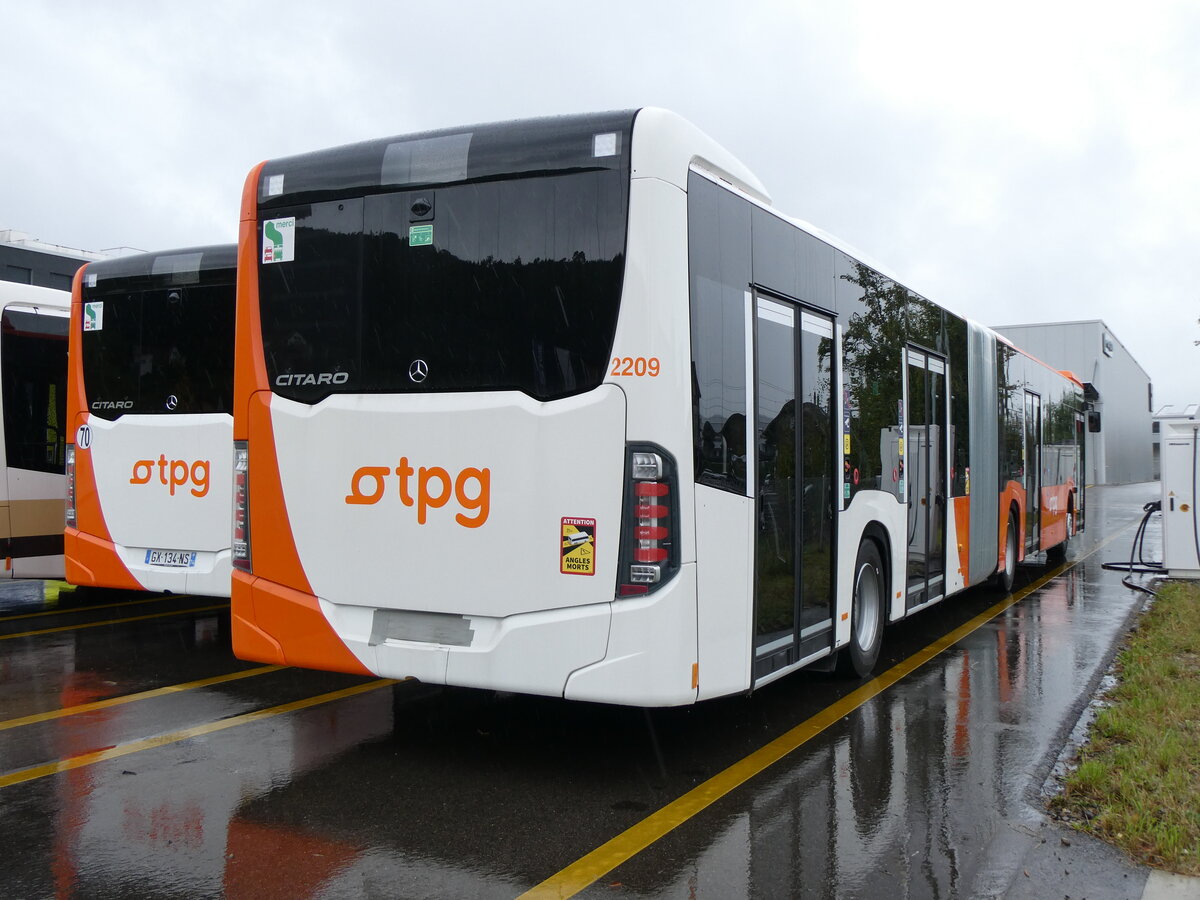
[561,517,596,576]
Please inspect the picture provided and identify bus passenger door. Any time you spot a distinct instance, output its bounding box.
[752,293,835,681]
[1024,391,1041,550]
[904,348,947,609]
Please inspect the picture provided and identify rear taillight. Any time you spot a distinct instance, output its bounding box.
[618,445,680,596]
[65,444,76,528]
[232,441,250,571]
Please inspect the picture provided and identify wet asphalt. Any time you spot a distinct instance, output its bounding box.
[0,482,1182,899]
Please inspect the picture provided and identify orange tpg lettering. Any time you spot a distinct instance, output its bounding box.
[129,455,211,497]
[345,457,490,527]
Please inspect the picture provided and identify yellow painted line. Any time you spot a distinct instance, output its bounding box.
[0,603,230,641]
[0,592,194,624]
[0,665,284,732]
[522,522,1137,899]
[0,678,396,790]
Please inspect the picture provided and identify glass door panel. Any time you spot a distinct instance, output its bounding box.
[905,348,947,608]
[753,297,836,679]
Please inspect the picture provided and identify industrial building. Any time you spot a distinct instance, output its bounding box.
[0,229,111,290]
[993,320,1153,485]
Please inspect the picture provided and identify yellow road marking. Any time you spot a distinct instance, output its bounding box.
[522,522,1137,899]
[0,592,195,624]
[1,603,230,641]
[0,665,284,732]
[0,679,396,790]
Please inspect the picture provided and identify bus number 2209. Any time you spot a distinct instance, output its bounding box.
[610,357,660,377]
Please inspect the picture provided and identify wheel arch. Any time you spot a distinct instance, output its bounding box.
[858,520,894,620]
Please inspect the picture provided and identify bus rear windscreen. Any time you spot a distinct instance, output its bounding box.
[80,283,236,418]
[258,169,628,403]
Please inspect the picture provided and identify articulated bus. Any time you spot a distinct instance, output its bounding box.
[66,245,237,597]
[0,280,70,579]
[230,109,1084,706]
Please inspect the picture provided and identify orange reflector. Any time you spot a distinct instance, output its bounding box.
[896,591,902,599]
[841,612,849,621]
[691,663,699,690]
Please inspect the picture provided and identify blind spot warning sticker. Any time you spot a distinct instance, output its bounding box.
[561,517,596,576]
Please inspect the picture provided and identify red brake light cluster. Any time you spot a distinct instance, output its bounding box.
[619,447,679,596]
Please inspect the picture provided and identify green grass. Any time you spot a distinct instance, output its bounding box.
[1049,581,1200,874]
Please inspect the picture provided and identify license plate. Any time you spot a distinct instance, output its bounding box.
[145,549,197,568]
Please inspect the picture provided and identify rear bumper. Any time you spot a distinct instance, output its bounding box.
[66,528,231,597]
[232,564,702,706]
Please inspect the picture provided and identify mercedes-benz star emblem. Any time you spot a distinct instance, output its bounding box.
[165,395,179,411]
[408,359,429,383]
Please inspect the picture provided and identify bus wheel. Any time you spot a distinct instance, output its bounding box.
[839,539,884,678]
[1048,503,1073,562]
[995,512,1018,593]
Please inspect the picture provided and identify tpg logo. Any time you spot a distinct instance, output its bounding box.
[345,457,490,528]
[130,455,211,498]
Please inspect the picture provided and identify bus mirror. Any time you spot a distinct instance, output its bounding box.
[1087,410,1101,433]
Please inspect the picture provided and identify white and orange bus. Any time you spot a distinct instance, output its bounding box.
[66,245,236,597]
[0,280,70,579]
[230,109,1084,705]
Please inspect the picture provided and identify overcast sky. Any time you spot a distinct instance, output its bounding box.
[4,0,1197,407]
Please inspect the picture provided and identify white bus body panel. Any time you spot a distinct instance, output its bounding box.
[85,413,232,596]
[5,468,65,579]
[272,386,627,618]
[323,594,614,697]
[694,485,755,700]
[564,563,698,705]
[269,386,638,699]
[838,490,907,627]
[631,108,770,204]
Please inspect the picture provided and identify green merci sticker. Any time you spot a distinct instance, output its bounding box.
[409,224,433,247]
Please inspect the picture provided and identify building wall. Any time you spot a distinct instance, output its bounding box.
[0,244,88,291]
[994,320,1154,485]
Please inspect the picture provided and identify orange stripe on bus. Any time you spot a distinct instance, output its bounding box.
[1040,483,1071,549]
[234,162,315,593]
[998,480,1026,565]
[234,161,269,439]
[229,171,362,676]
[64,530,142,591]
[65,265,139,591]
[952,495,971,586]
[245,393,313,594]
[234,575,372,676]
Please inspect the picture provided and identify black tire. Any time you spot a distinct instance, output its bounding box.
[994,511,1018,593]
[1047,502,1073,562]
[838,539,885,678]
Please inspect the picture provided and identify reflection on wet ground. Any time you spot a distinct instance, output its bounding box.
[0,484,1160,899]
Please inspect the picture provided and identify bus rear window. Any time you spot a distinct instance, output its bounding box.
[2,310,67,474]
[259,169,628,403]
[80,283,236,419]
